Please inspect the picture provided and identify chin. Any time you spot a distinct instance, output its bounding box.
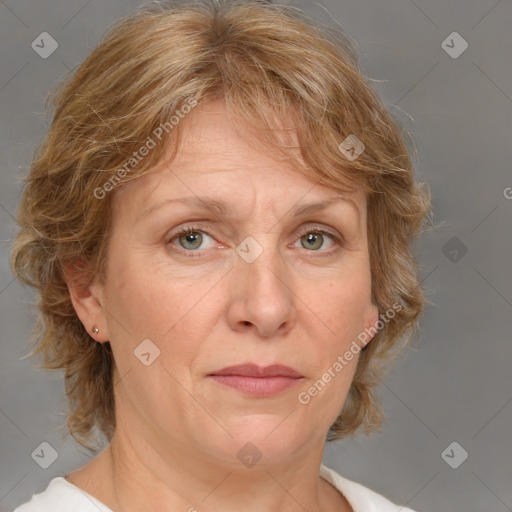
[213,414,316,462]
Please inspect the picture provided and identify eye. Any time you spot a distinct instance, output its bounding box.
[167,225,217,254]
[293,226,344,256]
[166,223,344,258]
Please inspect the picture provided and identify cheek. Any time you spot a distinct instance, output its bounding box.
[299,272,374,408]
[103,256,218,417]
[313,274,373,342]
[104,252,219,368]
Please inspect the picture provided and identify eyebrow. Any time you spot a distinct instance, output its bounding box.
[140,195,360,220]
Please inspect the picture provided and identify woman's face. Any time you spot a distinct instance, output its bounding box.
[92,99,378,466]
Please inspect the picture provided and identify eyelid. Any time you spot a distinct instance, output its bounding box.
[166,221,345,255]
[166,223,219,250]
[166,223,217,243]
[295,223,344,242]
[167,221,343,240]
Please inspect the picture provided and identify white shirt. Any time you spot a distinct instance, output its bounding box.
[12,464,417,511]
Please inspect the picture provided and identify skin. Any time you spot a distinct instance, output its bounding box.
[67,99,379,512]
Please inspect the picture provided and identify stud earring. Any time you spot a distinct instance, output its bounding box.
[92,326,99,335]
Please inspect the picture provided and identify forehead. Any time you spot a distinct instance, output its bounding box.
[113,99,366,223]
[178,98,298,149]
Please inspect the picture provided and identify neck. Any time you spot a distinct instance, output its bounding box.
[65,421,352,512]
[80,428,350,512]
[113,435,315,511]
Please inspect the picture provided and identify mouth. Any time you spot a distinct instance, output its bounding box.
[208,364,304,398]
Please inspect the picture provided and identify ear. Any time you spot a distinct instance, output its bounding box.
[64,260,110,343]
[360,301,379,349]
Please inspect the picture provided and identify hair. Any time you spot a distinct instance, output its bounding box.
[10,0,431,452]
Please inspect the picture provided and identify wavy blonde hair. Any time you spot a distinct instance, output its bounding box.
[10,0,431,452]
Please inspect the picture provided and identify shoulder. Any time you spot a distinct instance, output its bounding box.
[14,467,416,512]
[320,464,418,512]
[12,477,113,512]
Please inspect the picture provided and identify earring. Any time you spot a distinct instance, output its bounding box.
[92,326,99,335]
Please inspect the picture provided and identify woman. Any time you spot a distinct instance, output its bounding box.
[10,1,430,510]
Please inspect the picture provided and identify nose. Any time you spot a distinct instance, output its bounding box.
[226,238,297,339]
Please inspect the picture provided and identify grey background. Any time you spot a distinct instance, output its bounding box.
[1,1,511,511]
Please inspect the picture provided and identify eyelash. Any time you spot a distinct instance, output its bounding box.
[166,223,345,258]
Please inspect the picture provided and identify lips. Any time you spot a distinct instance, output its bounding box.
[210,364,303,378]
[209,364,304,397]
